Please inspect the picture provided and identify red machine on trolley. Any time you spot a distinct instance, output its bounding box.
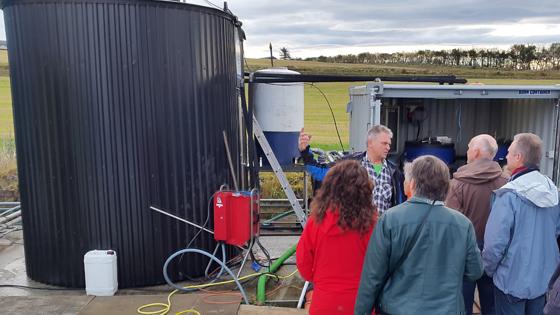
[213,189,260,247]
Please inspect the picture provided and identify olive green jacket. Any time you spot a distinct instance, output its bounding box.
[354,196,483,315]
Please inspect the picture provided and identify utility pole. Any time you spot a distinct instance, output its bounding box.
[269,43,274,67]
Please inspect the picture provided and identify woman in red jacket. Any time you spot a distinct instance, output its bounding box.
[297,160,378,315]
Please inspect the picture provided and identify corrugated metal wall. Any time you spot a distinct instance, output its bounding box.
[501,99,558,178]
[3,0,241,287]
[384,98,558,178]
[401,98,508,154]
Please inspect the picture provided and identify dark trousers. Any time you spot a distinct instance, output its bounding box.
[463,275,495,315]
[493,285,545,315]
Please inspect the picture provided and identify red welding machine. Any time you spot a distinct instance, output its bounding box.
[213,191,259,246]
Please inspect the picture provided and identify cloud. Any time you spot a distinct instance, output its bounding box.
[1,1,558,59]
[222,0,560,58]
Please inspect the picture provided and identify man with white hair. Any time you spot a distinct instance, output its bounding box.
[483,133,560,315]
[446,134,509,315]
[298,125,405,214]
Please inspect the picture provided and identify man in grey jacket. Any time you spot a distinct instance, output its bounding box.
[483,133,560,315]
[446,134,508,315]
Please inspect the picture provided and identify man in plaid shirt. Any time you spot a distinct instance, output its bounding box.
[299,125,406,214]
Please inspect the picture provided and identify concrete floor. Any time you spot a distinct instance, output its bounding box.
[0,226,481,314]
[0,228,306,314]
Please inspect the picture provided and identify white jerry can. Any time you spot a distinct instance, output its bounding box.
[84,250,118,296]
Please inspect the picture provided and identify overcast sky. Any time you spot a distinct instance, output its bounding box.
[214,0,560,59]
[1,1,559,59]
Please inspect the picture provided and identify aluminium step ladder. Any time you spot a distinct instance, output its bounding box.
[252,115,307,228]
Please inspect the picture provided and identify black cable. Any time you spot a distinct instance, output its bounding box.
[242,240,274,269]
[244,58,254,73]
[247,238,273,269]
[249,249,269,269]
[256,238,272,268]
[307,83,345,151]
[177,195,213,271]
[173,251,244,286]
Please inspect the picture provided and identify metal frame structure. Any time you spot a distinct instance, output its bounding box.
[348,82,560,183]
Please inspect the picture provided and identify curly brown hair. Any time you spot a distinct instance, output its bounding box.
[310,160,377,237]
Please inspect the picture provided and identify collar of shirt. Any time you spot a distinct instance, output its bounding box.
[362,155,387,175]
[407,195,444,206]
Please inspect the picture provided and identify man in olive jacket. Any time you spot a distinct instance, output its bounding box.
[355,155,483,315]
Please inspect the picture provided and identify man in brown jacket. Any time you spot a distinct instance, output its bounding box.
[446,134,509,315]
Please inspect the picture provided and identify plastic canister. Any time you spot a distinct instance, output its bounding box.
[84,250,118,296]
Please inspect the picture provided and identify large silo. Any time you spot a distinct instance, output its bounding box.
[2,0,243,287]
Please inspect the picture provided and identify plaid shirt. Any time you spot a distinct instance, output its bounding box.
[362,155,393,214]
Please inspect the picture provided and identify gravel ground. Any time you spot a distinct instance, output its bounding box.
[252,235,300,265]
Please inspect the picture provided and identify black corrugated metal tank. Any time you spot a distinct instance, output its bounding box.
[2,0,243,287]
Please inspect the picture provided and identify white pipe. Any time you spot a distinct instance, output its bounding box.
[0,210,21,225]
[1,216,21,230]
[0,202,20,206]
[297,281,310,309]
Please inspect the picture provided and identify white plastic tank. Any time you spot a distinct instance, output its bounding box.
[84,250,118,296]
[254,67,304,165]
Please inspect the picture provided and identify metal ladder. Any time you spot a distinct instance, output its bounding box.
[252,115,307,228]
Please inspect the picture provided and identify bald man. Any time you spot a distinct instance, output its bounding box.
[446,134,509,315]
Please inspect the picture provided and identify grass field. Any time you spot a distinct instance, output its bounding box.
[0,52,558,199]
[0,50,13,137]
[0,77,13,137]
[246,58,560,150]
[0,52,558,147]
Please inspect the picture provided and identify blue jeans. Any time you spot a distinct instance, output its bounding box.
[463,275,495,315]
[493,285,545,315]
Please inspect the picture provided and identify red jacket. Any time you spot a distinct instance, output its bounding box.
[296,209,376,315]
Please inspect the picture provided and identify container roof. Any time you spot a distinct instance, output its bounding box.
[350,82,560,99]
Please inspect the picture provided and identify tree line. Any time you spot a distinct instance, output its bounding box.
[299,43,560,70]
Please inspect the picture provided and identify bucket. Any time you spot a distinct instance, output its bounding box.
[494,140,512,162]
[84,250,118,296]
[405,141,455,165]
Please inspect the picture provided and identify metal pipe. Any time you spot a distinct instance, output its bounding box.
[1,216,21,230]
[0,205,21,216]
[0,210,21,225]
[149,206,214,235]
[248,73,467,85]
[261,210,295,226]
[553,99,560,185]
[0,202,20,206]
[223,131,239,191]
